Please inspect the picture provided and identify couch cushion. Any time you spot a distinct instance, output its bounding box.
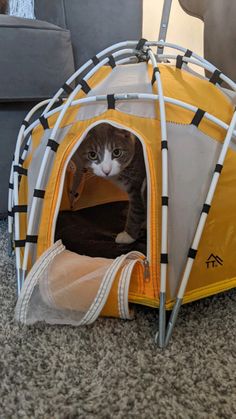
[0,15,75,100]
[35,0,143,68]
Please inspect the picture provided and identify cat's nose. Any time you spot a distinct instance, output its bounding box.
[102,167,111,176]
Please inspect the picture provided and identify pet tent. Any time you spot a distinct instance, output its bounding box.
[8,34,236,346]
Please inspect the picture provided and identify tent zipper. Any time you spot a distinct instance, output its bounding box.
[143,258,150,281]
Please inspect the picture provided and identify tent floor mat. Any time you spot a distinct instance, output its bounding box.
[55,201,147,259]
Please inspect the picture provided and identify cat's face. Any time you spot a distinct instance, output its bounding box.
[78,124,136,178]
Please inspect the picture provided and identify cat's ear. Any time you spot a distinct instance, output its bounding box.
[123,130,132,139]
[129,132,136,141]
[129,133,137,147]
[117,128,136,142]
[84,130,93,141]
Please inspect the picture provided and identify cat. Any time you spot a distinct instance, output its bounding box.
[0,0,8,13]
[70,123,147,244]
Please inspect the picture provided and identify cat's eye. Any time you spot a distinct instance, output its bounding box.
[112,148,122,158]
[88,151,98,160]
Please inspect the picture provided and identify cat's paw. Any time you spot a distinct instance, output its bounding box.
[115,231,136,244]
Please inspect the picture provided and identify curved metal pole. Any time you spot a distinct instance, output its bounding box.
[42,41,138,117]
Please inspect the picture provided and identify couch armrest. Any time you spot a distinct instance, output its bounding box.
[0,15,75,100]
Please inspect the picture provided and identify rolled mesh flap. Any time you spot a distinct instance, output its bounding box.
[15,240,145,325]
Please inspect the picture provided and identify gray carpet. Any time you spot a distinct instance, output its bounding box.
[1,219,236,419]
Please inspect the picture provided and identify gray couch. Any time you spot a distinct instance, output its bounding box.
[0,0,143,216]
[34,0,143,68]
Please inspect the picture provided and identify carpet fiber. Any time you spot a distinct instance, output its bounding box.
[1,219,236,418]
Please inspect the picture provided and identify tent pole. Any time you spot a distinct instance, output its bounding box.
[157,292,166,348]
[157,0,173,55]
[147,48,169,349]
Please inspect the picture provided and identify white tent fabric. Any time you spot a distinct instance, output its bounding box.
[77,63,156,121]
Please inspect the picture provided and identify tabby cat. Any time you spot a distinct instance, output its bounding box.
[70,123,147,244]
